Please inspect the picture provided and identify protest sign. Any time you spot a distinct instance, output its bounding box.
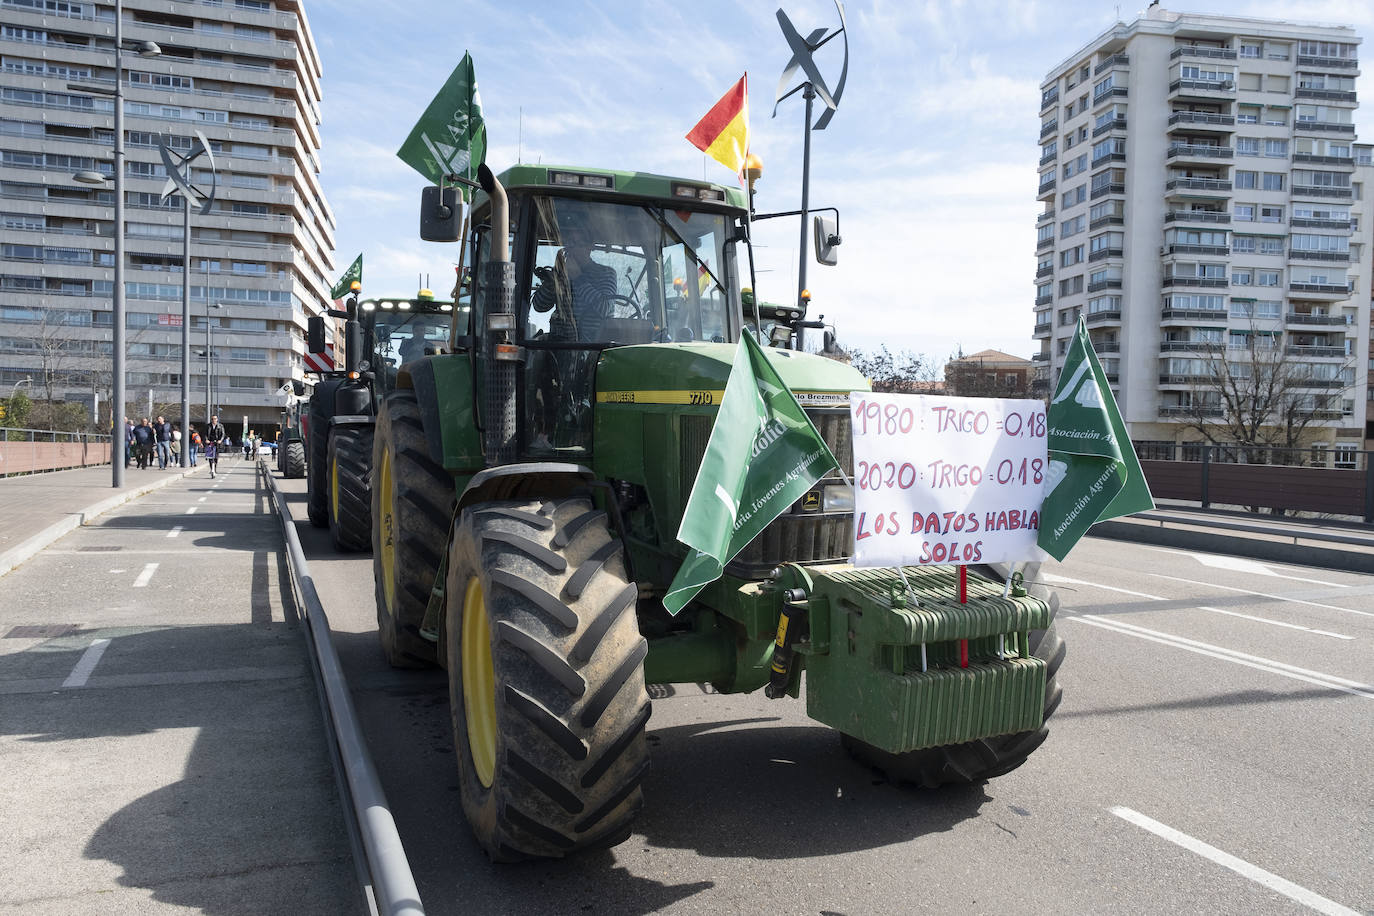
[849,393,1049,567]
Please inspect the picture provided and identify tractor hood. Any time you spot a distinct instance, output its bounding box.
[596,342,869,406]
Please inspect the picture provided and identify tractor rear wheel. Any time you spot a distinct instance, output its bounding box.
[282,440,306,479]
[328,426,373,552]
[372,390,452,668]
[306,411,331,528]
[841,564,1065,787]
[446,497,650,861]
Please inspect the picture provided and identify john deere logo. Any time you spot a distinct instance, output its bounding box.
[801,491,821,512]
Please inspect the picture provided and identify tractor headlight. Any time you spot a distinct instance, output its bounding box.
[821,484,853,512]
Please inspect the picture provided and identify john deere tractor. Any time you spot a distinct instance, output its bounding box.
[303,289,458,551]
[370,163,1063,861]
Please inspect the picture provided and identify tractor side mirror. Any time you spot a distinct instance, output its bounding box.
[420,186,462,242]
[291,379,306,397]
[813,215,840,267]
[307,315,326,354]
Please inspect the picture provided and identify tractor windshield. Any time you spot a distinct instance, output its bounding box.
[523,197,733,346]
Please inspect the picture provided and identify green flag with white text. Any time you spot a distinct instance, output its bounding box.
[664,331,839,615]
[1037,318,1153,561]
[330,254,362,301]
[397,51,486,199]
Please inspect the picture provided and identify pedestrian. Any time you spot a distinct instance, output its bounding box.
[243,432,253,460]
[170,423,181,465]
[205,414,226,478]
[123,416,134,468]
[154,414,172,469]
[188,426,200,467]
[130,418,156,469]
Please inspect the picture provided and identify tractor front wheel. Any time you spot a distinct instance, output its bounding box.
[446,497,650,861]
[328,426,373,552]
[841,564,1065,787]
[282,439,306,479]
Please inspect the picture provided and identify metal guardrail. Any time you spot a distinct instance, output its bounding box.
[260,461,424,916]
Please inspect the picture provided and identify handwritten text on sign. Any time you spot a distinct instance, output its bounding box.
[849,393,1049,567]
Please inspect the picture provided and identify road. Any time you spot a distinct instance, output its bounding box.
[273,472,1373,916]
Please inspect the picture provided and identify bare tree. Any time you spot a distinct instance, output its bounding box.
[847,346,939,393]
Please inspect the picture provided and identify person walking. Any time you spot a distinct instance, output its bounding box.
[153,415,172,469]
[123,416,134,468]
[205,415,226,478]
[170,423,181,466]
[188,426,200,467]
[130,418,156,470]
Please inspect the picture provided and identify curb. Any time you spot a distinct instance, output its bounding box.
[1092,519,1374,575]
[0,464,205,579]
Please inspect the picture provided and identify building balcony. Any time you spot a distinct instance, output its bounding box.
[1040,87,1059,112]
[1159,374,1217,386]
[1161,308,1230,321]
[1292,153,1356,168]
[1296,55,1359,70]
[1160,404,1223,417]
[1039,118,1059,139]
[1287,345,1348,358]
[1092,118,1128,138]
[1088,247,1123,262]
[1035,265,1054,279]
[1162,276,1228,288]
[1091,151,1127,168]
[1294,120,1356,134]
[1031,353,1050,363]
[1039,150,1058,166]
[1087,279,1123,293]
[1034,295,1053,307]
[1037,177,1057,197]
[1165,209,1230,224]
[1090,182,1126,200]
[1286,284,1352,299]
[1167,111,1236,131]
[1084,310,1122,324]
[1037,208,1055,223]
[1169,78,1236,101]
[1288,249,1350,262]
[1170,46,1237,61]
[1089,214,1125,230]
[1294,88,1357,104]
[1033,322,1052,336]
[1165,243,1229,256]
[1290,217,1351,230]
[1037,236,1054,252]
[1159,341,1216,352]
[1285,309,1351,323]
[1093,86,1129,106]
[1092,340,1120,353]
[1291,185,1353,200]
[1095,53,1130,75]
[1165,177,1231,194]
[1167,143,1233,160]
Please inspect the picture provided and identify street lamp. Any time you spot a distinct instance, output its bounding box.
[69,0,160,487]
[202,302,223,424]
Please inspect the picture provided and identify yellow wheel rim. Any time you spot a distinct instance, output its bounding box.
[330,451,340,523]
[462,575,497,788]
[379,447,397,615]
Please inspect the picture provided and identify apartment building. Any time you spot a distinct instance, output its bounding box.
[1034,7,1369,460]
[1,0,335,432]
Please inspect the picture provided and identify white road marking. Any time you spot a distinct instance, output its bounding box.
[109,568,126,574]
[1110,807,1362,916]
[1046,575,1351,640]
[166,526,183,539]
[62,638,111,688]
[132,563,159,588]
[197,496,207,503]
[1068,615,1374,699]
[1145,572,1374,619]
[1139,546,1347,587]
[185,506,197,515]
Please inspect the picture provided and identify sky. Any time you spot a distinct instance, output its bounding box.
[306,0,1371,365]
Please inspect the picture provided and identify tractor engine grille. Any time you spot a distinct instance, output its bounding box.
[680,407,854,578]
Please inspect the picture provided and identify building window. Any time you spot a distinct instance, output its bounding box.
[1232,269,1253,286]
[1264,139,1288,158]
[1239,42,1261,58]
[1257,270,1281,287]
[1261,172,1284,191]
[1236,106,1260,124]
[1232,235,1256,253]
[1260,206,1283,223]
[1236,137,1260,157]
[1234,204,1255,222]
[1061,245,1084,267]
[1235,171,1257,189]
[1263,108,1287,126]
[1061,216,1085,238]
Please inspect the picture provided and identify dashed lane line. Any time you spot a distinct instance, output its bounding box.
[1111,807,1362,916]
[185,506,198,515]
[1137,545,1350,587]
[1143,572,1374,620]
[166,526,184,538]
[132,563,158,587]
[61,638,111,688]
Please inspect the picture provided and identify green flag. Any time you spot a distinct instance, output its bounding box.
[1037,318,1153,561]
[330,254,362,300]
[664,331,839,615]
[397,51,486,199]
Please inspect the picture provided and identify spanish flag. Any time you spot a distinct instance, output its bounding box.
[686,74,749,178]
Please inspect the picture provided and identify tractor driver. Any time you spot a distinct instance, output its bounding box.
[530,227,618,343]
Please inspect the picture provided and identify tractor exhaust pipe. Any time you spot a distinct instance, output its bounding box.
[478,163,518,464]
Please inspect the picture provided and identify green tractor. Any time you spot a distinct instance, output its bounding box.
[303,290,459,551]
[370,163,1063,861]
[277,380,308,479]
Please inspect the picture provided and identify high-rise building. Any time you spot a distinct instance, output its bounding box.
[1034,7,1369,460]
[1,0,335,433]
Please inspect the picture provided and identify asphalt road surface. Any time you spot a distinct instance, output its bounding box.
[274,471,1373,916]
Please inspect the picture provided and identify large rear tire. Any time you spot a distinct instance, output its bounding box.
[372,390,452,668]
[841,564,1064,787]
[446,497,650,861]
[328,425,373,552]
[306,406,331,528]
[282,439,306,479]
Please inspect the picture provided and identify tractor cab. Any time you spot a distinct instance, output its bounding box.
[356,291,463,406]
[465,166,749,455]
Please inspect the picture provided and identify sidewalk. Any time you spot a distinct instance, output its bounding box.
[0,456,245,578]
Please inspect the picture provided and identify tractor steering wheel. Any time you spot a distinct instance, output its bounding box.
[603,294,643,319]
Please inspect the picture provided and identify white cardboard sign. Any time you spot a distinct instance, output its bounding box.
[849,392,1049,567]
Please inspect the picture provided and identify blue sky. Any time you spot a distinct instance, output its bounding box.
[307,0,1369,364]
